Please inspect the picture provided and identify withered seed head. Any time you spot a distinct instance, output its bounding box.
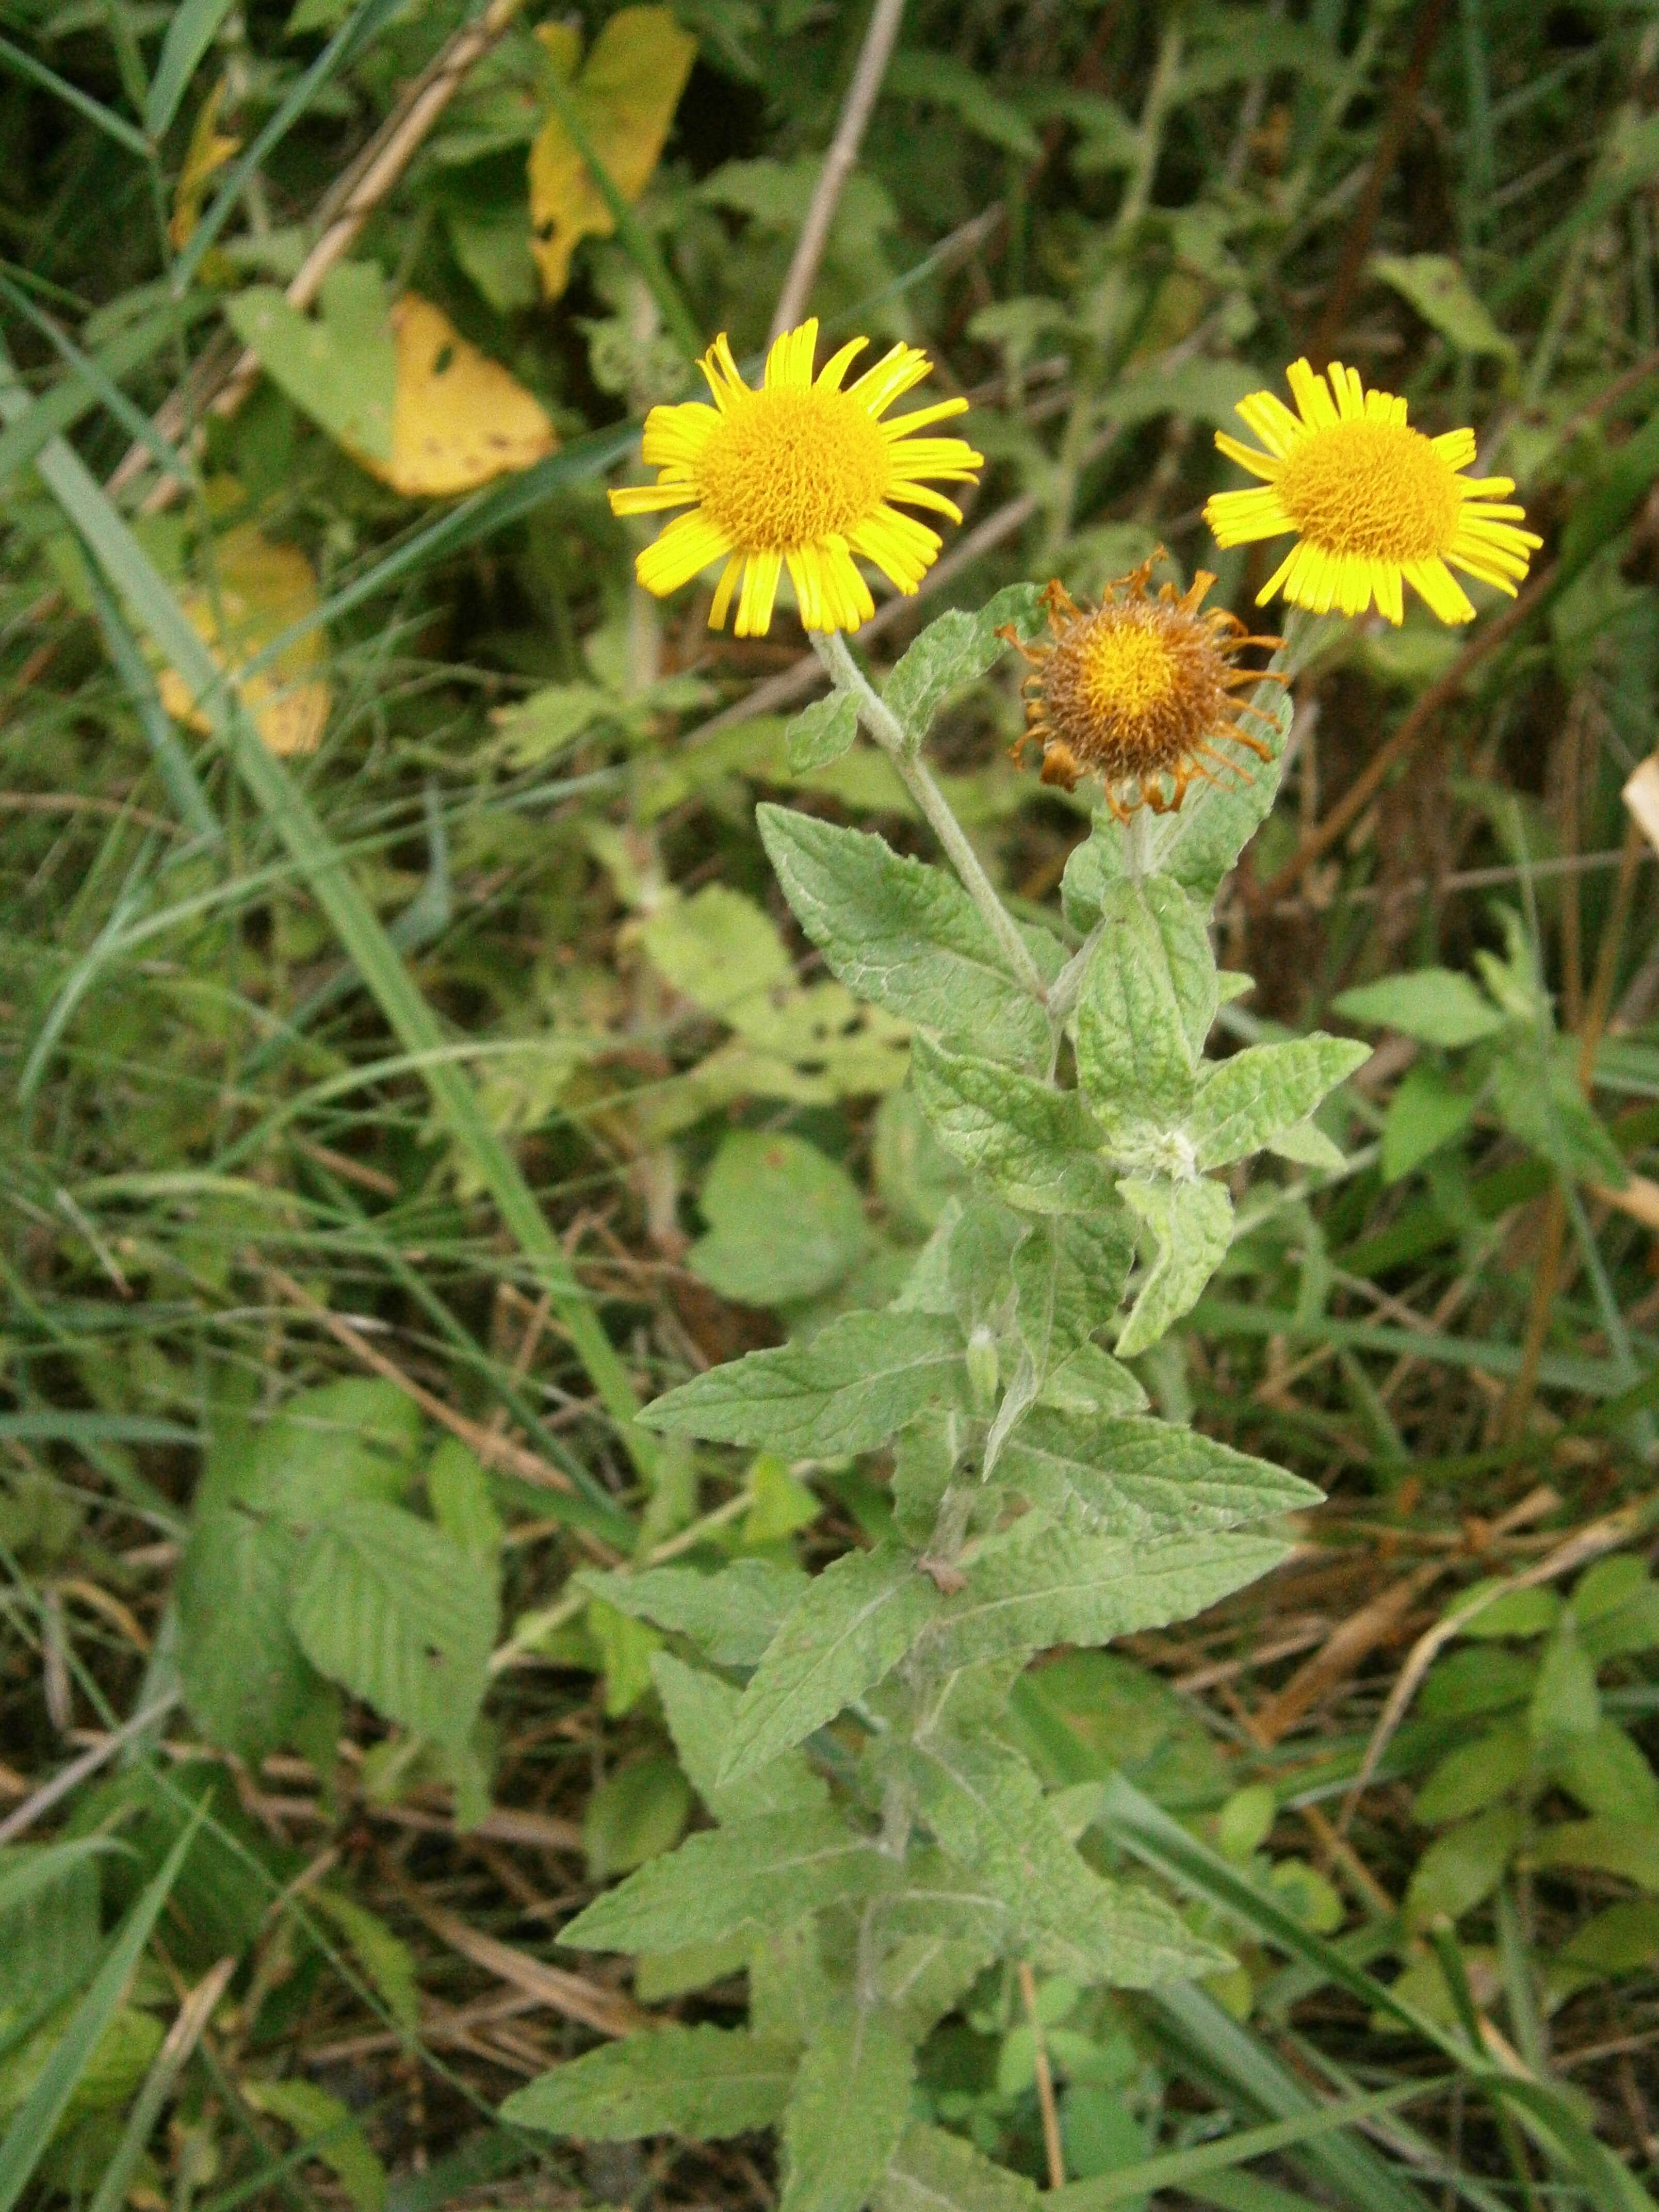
[1000,554,1283,822]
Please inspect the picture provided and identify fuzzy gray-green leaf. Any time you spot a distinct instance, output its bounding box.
[652,1653,828,1823]
[998,1409,1321,1536]
[576,1558,809,1667]
[779,2016,915,2212]
[785,690,859,772]
[641,1311,967,1455]
[921,1522,1289,1669]
[757,806,1060,1068]
[1116,1175,1233,1357]
[503,2026,796,2141]
[1189,1036,1370,1168]
[912,1038,1115,1214]
[722,1543,942,1784]
[881,583,1045,741]
[1075,882,1201,1138]
[561,1809,889,1953]
[878,2123,1041,2212]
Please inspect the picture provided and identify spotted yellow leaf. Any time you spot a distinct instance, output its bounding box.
[157,521,330,757]
[528,6,696,301]
[353,293,557,497]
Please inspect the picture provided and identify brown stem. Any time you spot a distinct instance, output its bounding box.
[1017,1959,1066,2188]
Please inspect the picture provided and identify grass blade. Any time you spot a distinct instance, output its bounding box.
[0,1797,205,2212]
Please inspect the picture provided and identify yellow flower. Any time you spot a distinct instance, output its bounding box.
[1003,557,1281,822]
[1204,358,1541,626]
[608,318,982,637]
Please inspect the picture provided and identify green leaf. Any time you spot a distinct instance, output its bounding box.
[425,1439,503,1569]
[877,2121,1041,2212]
[1149,685,1294,907]
[560,1809,890,1953]
[244,2080,385,2212]
[1528,1618,1601,1745]
[145,0,238,136]
[1011,1212,1135,1375]
[1403,1804,1523,1929]
[224,263,397,462]
[689,1132,867,1307]
[641,881,792,1024]
[912,1039,1115,1214]
[503,2026,796,2141]
[780,2016,915,2212]
[1381,1062,1478,1183]
[0,1845,103,2021]
[721,1542,942,1783]
[1115,1176,1234,1357]
[999,1410,1320,1538]
[308,1891,419,2035]
[652,1653,827,1823]
[243,1378,424,1520]
[786,691,859,772]
[945,1195,1027,1335]
[1530,1818,1659,1890]
[576,1558,809,1667]
[1370,254,1516,360]
[1492,1042,1628,1184]
[899,1733,1227,1985]
[1555,1721,1659,1822]
[1413,1720,1531,1825]
[1332,969,1506,1048]
[1559,1897,1659,1975]
[584,1757,693,1881]
[1189,1038,1370,1169]
[1075,882,1206,1142]
[881,582,1045,739]
[757,806,1059,1070]
[921,1522,1289,1670]
[641,1310,967,1455]
[175,1503,324,1763]
[288,1501,498,1748]
[1039,1344,1149,1419]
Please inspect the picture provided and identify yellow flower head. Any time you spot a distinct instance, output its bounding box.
[1203,359,1542,626]
[1003,557,1281,822]
[608,319,982,638]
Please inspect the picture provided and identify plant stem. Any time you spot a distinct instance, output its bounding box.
[815,630,1050,1003]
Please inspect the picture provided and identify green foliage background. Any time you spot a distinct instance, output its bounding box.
[2,1,1659,2209]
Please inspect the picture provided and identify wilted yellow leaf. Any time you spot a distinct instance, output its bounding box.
[157,522,330,757]
[528,6,697,301]
[354,293,557,497]
[170,80,240,251]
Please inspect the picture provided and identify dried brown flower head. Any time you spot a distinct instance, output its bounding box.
[1002,556,1282,821]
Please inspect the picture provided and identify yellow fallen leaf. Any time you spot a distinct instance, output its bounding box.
[354,293,557,497]
[528,6,697,301]
[170,79,241,252]
[157,522,330,757]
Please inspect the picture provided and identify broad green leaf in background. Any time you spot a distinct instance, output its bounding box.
[999,1411,1320,1538]
[241,1378,422,1520]
[1381,1062,1478,1182]
[912,1039,1116,1214]
[641,1310,967,1454]
[1529,1617,1601,1747]
[1189,1038,1369,1169]
[1491,1043,1628,1185]
[225,262,397,460]
[721,1542,942,1783]
[308,1891,419,2035]
[528,7,697,299]
[779,2016,915,2212]
[175,1501,324,1762]
[560,1809,890,1953]
[1403,1803,1523,1930]
[1370,254,1517,361]
[1116,1175,1234,1357]
[758,806,1061,1070]
[583,1756,693,1878]
[288,1500,498,1749]
[504,2026,796,2141]
[688,1131,867,1307]
[1333,969,1507,1048]
[1528,1818,1659,1889]
[425,1439,503,1569]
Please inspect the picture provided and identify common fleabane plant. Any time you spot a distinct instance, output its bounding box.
[503,330,1535,2200]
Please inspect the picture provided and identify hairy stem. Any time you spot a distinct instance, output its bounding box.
[815,630,1050,1003]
